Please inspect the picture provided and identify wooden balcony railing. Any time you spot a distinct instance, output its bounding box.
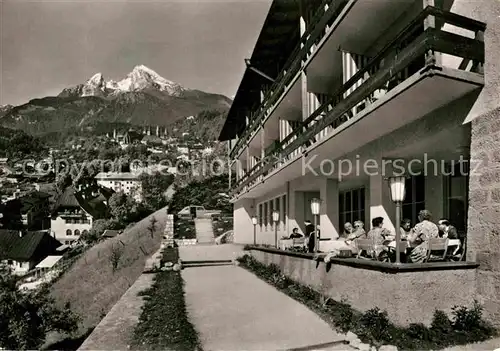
[229,0,349,160]
[231,6,485,197]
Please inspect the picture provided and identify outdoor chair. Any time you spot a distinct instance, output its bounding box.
[425,238,449,262]
[380,241,408,263]
[292,238,305,247]
[356,239,376,260]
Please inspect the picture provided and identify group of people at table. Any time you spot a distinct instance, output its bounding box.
[286,210,464,263]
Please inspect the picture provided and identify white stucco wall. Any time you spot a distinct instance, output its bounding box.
[51,216,92,244]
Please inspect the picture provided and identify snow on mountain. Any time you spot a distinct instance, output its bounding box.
[82,73,106,97]
[81,65,185,97]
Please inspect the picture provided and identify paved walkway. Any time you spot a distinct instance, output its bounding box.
[179,243,244,262]
[182,263,346,351]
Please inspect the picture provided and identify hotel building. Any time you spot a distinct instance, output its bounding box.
[219,0,500,326]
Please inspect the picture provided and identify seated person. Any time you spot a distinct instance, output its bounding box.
[289,228,303,239]
[408,210,439,263]
[345,220,366,243]
[400,218,412,240]
[438,219,458,239]
[366,217,392,257]
[340,222,353,239]
[351,220,366,238]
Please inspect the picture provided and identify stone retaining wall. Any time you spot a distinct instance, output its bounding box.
[468,106,500,326]
[249,249,477,327]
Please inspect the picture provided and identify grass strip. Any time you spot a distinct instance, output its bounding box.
[131,248,202,351]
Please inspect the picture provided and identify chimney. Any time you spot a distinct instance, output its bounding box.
[113,129,117,139]
[19,230,23,238]
[156,125,159,137]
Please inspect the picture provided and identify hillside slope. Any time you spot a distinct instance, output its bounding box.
[50,207,168,334]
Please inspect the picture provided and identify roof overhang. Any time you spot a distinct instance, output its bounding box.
[219,0,304,141]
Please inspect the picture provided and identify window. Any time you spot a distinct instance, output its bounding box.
[66,229,72,236]
[7,260,12,265]
[444,161,469,233]
[82,230,89,237]
[282,195,287,230]
[402,175,426,226]
[263,202,268,231]
[275,198,281,230]
[258,204,263,228]
[74,229,81,236]
[339,188,365,227]
[269,200,274,230]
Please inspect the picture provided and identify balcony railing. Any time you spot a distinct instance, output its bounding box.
[229,0,349,160]
[232,6,485,196]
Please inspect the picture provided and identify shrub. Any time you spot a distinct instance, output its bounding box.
[109,243,124,273]
[451,300,496,341]
[431,309,453,335]
[332,298,354,333]
[237,254,498,350]
[359,308,392,343]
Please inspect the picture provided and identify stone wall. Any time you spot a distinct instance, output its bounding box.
[250,249,477,327]
[468,106,500,326]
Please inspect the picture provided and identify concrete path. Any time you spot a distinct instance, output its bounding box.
[77,274,154,350]
[194,218,215,244]
[182,264,346,351]
[179,243,244,262]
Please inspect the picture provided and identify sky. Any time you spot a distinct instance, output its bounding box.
[0,0,271,106]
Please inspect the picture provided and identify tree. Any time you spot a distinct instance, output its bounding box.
[55,172,72,194]
[83,219,118,244]
[147,216,158,238]
[109,243,124,273]
[140,172,175,211]
[108,192,138,225]
[0,272,80,350]
[168,175,233,214]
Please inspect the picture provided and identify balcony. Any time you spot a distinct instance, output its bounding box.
[232,6,485,198]
[229,0,350,160]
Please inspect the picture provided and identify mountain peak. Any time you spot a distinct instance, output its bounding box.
[82,73,106,97]
[76,65,185,97]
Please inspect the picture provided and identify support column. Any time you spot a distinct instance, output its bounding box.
[233,198,255,244]
[319,177,340,239]
[369,172,396,234]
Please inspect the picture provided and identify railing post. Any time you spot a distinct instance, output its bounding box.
[474,30,485,74]
[423,0,441,66]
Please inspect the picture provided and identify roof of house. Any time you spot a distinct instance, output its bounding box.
[36,255,63,269]
[0,230,61,262]
[141,135,163,144]
[219,0,317,141]
[102,230,121,238]
[95,172,140,181]
[52,186,109,219]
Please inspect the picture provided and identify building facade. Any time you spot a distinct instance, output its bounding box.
[50,187,109,245]
[95,172,143,202]
[219,0,500,324]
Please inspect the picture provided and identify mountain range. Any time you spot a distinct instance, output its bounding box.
[0,65,232,135]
